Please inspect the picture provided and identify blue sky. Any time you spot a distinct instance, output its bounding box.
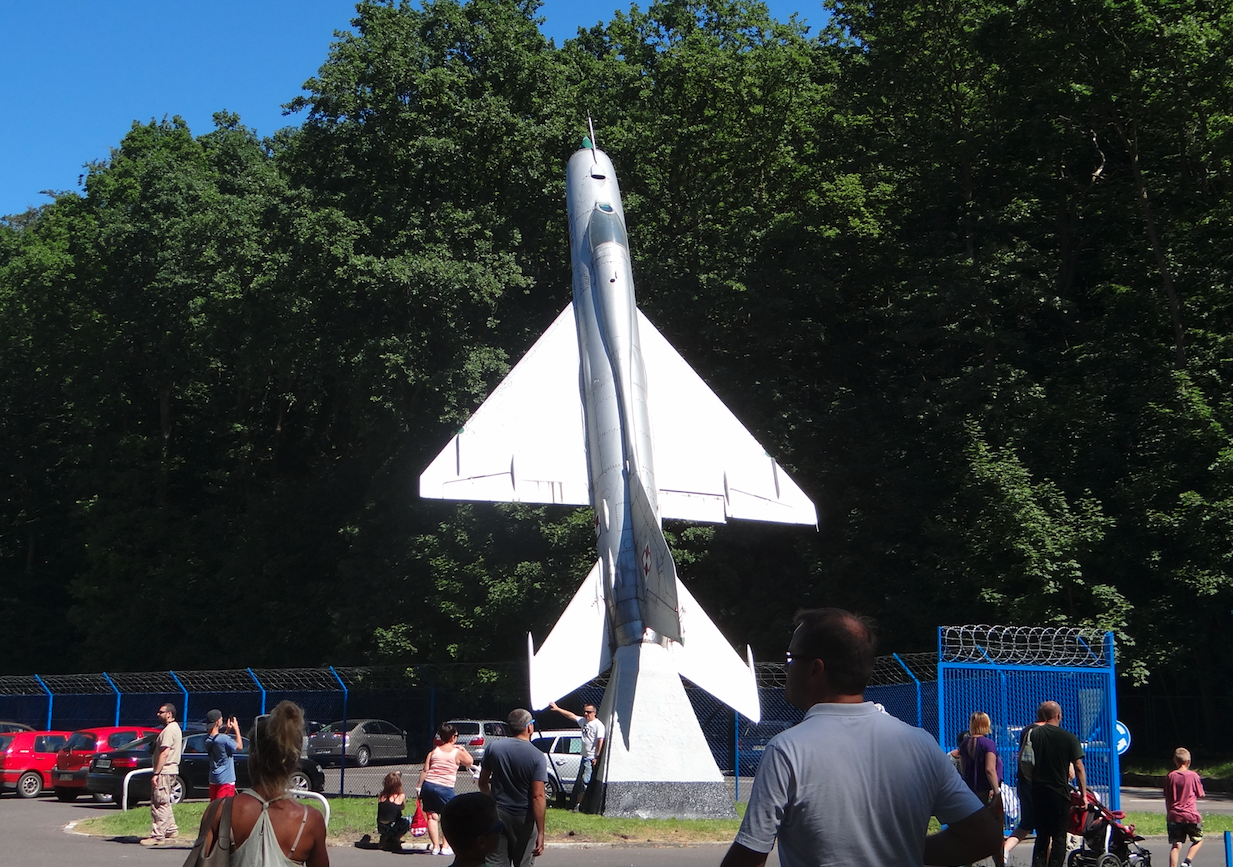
[0,1,820,218]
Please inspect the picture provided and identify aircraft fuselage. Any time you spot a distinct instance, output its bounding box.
[566,147,673,649]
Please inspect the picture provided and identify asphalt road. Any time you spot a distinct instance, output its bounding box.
[0,792,776,867]
[1,784,1227,867]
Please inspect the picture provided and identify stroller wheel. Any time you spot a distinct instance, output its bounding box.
[1095,855,1121,867]
[1066,850,1083,867]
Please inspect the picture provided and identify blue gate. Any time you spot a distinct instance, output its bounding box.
[938,625,1120,831]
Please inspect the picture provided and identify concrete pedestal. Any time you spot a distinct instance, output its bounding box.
[582,641,735,818]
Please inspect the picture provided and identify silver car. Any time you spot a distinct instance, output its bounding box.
[306,718,406,767]
[530,730,582,804]
[441,719,510,764]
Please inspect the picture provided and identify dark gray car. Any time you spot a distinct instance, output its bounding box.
[306,718,406,767]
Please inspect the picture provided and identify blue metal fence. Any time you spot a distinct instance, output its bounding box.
[0,627,1118,808]
[938,625,1120,832]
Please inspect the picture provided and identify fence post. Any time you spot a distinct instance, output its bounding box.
[418,665,436,751]
[936,628,946,750]
[33,674,53,730]
[1104,631,1120,812]
[734,710,740,802]
[330,666,348,797]
[247,668,267,716]
[102,672,121,726]
[168,670,190,723]
[892,653,923,729]
[1223,829,1230,867]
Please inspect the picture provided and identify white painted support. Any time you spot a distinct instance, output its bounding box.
[121,768,153,811]
[287,789,331,827]
[600,642,723,783]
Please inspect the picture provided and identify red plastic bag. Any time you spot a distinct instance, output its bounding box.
[411,799,428,837]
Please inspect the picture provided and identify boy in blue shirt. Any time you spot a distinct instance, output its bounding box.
[204,709,243,800]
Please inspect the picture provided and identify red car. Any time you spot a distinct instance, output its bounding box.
[1,730,71,798]
[52,726,161,802]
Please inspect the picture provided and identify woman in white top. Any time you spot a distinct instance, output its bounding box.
[192,701,328,867]
[416,722,475,855]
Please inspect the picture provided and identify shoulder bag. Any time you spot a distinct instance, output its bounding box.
[181,796,234,867]
[1018,725,1036,782]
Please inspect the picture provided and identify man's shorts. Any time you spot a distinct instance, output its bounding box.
[575,757,594,789]
[1168,821,1203,844]
[209,782,237,800]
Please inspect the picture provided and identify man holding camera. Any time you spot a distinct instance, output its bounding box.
[204,708,244,800]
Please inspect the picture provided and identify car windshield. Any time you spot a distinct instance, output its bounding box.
[67,732,96,751]
[116,734,157,752]
[451,722,480,735]
[318,722,351,734]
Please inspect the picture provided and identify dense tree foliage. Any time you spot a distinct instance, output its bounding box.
[3,0,1231,733]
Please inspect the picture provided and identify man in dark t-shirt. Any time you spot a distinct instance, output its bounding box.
[1029,701,1087,867]
[478,709,549,867]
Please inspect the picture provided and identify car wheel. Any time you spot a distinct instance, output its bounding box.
[17,771,44,798]
[54,787,79,802]
[290,770,311,791]
[355,745,371,767]
[169,775,186,805]
[92,791,115,804]
[544,776,561,805]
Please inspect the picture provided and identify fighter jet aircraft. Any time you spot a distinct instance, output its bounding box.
[420,139,816,813]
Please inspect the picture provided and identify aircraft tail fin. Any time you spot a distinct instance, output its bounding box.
[528,561,611,710]
[628,472,682,644]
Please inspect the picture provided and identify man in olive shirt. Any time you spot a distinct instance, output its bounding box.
[1029,700,1087,867]
[140,703,183,846]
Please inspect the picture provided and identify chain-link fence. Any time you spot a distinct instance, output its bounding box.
[938,625,1121,828]
[1,629,1122,803]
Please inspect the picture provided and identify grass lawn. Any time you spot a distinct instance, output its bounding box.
[72,798,745,846]
[1123,757,1233,778]
[1122,812,1233,836]
[78,799,1233,847]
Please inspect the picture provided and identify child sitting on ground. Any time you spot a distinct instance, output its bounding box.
[376,771,411,852]
[1165,747,1206,867]
[441,792,502,867]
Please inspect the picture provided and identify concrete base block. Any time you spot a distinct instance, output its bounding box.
[590,780,736,818]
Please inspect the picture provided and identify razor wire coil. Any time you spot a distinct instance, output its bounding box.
[940,625,1110,667]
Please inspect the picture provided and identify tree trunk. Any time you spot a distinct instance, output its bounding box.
[1116,122,1186,367]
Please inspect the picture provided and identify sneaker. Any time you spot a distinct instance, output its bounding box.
[139,838,164,847]
[441,846,454,856]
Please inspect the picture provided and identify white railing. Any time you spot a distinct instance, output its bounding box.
[120,771,330,827]
[120,768,153,811]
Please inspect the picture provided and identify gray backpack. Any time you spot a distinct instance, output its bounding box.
[1018,725,1036,782]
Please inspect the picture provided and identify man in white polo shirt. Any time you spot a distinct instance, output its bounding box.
[720,608,1003,867]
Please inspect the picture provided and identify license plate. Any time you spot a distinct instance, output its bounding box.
[315,750,332,755]
[96,759,111,769]
[58,773,74,781]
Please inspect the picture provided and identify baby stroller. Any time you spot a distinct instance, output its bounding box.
[1065,788,1151,867]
